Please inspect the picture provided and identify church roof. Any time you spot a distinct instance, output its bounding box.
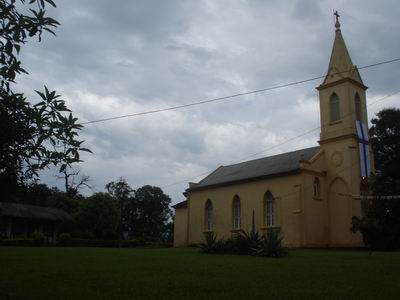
[0,202,73,222]
[188,146,320,192]
[172,200,188,209]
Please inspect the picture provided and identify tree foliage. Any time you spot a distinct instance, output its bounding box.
[106,177,133,239]
[130,185,173,241]
[76,193,119,240]
[351,108,400,250]
[370,108,400,189]
[15,182,80,214]
[106,177,133,203]
[351,181,400,250]
[0,0,91,199]
[105,179,173,241]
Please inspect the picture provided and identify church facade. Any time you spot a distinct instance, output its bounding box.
[173,17,374,248]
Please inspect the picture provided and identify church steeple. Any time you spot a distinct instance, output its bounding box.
[320,11,364,87]
[317,12,369,144]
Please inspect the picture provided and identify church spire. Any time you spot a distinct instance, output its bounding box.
[334,10,341,31]
[319,11,364,87]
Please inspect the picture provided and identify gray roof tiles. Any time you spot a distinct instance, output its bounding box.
[189,146,320,191]
[0,202,73,222]
[172,200,188,209]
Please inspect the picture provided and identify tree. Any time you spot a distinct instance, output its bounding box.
[47,189,80,215]
[351,179,400,250]
[0,0,91,200]
[370,108,400,190]
[17,182,80,214]
[351,108,400,249]
[106,177,133,239]
[56,167,92,196]
[129,185,173,241]
[104,180,173,241]
[106,177,133,203]
[76,193,119,240]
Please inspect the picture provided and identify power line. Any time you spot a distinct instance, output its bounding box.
[162,89,400,189]
[162,128,321,189]
[161,128,321,189]
[366,89,400,107]
[80,57,400,125]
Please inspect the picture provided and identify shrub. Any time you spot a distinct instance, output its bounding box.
[0,237,171,248]
[223,238,235,253]
[67,239,140,248]
[0,239,36,247]
[197,232,228,254]
[57,233,73,246]
[232,229,262,255]
[351,192,400,251]
[30,232,46,246]
[256,229,287,257]
[197,229,288,258]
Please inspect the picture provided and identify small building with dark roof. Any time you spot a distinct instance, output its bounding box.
[0,202,73,242]
[173,19,373,248]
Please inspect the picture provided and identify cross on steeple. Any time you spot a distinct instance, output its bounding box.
[334,11,341,30]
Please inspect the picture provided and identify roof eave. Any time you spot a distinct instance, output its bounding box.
[317,75,368,91]
[172,200,188,209]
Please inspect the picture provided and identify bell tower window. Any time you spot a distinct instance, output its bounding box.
[330,93,340,122]
[355,93,362,121]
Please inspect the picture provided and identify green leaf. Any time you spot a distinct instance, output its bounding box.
[5,40,13,55]
[44,0,56,8]
[35,90,46,100]
[79,147,93,153]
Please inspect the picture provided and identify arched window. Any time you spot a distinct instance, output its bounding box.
[355,93,362,121]
[205,199,213,231]
[264,191,274,227]
[314,177,321,198]
[232,195,241,229]
[330,93,340,122]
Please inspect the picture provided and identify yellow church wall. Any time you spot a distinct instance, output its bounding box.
[173,207,188,247]
[187,174,307,247]
[319,136,363,246]
[300,153,329,247]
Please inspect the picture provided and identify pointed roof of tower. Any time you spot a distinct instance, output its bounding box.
[320,11,364,88]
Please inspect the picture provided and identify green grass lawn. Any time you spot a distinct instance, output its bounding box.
[0,247,400,299]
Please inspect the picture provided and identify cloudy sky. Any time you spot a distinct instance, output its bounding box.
[17,0,400,204]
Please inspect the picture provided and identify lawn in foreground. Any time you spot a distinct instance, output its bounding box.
[0,247,399,300]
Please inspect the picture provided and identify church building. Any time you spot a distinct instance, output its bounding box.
[173,14,374,248]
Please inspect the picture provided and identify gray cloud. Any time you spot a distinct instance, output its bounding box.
[15,0,400,202]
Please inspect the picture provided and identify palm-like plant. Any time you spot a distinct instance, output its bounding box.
[198,226,288,258]
[232,229,262,255]
[256,228,287,257]
[197,232,226,254]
